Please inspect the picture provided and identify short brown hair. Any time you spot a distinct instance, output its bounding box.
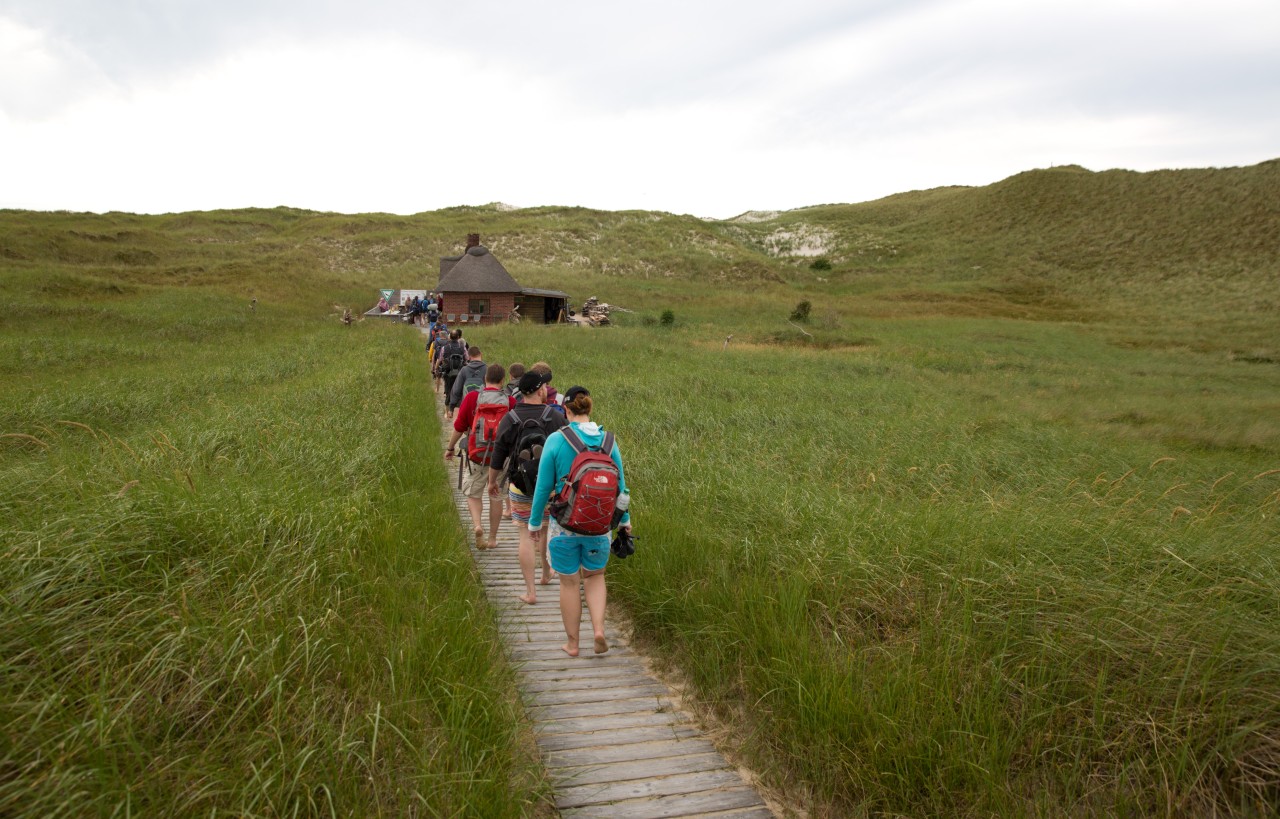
[508,362,526,381]
[530,361,552,381]
[485,363,506,385]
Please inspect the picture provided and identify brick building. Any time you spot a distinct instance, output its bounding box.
[436,234,570,325]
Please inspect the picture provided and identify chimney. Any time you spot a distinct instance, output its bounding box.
[466,233,480,249]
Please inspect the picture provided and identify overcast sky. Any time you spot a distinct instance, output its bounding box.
[2,0,1277,219]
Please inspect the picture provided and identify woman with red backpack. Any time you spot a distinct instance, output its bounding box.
[529,386,631,657]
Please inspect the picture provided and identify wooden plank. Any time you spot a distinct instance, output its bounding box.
[525,675,660,695]
[681,808,775,818]
[544,737,721,769]
[552,752,730,787]
[502,627,572,641]
[519,667,647,691]
[536,710,687,735]
[508,645,634,661]
[554,769,748,808]
[499,620,573,633]
[559,788,767,818]
[536,724,703,752]
[513,656,645,674]
[496,613,567,625]
[528,695,675,721]
[527,683,669,707]
[521,661,639,678]
[559,790,769,819]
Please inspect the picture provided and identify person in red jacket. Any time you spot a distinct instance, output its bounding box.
[446,363,514,551]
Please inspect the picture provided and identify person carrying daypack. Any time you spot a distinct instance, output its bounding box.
[488,369,566,605]
[439,330,467,418]
[446,363,514,551]
[528,361,565,415]
[449,345,487,412]
[505,362,526,400]
[528,385,631,657]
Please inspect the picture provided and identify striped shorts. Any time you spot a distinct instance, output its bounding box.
[508,488,546,530]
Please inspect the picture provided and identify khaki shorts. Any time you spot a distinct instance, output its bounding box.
[461,460,491,499]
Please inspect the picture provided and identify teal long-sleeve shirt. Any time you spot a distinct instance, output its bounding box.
[528,421,630,530]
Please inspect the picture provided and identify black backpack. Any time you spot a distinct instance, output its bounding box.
[445,343,465,373]
[508,406,555,495]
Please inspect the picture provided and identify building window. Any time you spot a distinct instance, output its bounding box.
[468,298,490,315]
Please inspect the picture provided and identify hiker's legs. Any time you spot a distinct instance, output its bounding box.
[509,489,538,602]
[539,537,553,584]
[442,373,456,415]
[517,527,539,603]
[582,568,607,644]
[558,570,582,655]
[462,465,487,547]
[486,489,502,546]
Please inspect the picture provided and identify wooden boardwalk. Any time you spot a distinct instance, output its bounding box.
[439,397,773,817]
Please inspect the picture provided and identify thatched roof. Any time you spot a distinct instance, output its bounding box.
[439,254,463,279]
[436,246,522,293]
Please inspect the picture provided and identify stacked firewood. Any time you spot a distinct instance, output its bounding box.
[579,296,628,326]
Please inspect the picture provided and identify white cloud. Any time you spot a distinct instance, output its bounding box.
[0,16,115,119]
[1,1,1277,217]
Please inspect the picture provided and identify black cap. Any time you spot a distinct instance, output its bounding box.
[563,385,590,403]
[517,370,551,394]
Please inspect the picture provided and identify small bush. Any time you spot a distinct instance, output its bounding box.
[660,310,675,326]
[790,301,812,322]
[810,258,832,271]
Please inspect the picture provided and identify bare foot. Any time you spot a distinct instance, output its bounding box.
[517,593,537,605]
[593,635,609,655]
[486,538,498,550]
[561,642,579,657]
[474,528,485,550]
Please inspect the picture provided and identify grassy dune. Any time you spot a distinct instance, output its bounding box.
[2,160,1278,815]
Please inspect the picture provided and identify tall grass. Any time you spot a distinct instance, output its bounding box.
[470,318,1279,816]
[0,296,547,816]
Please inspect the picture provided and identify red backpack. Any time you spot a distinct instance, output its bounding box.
[468,391,510,465]
[549,427,620,536]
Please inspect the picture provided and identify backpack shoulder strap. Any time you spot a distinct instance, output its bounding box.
[601,431,615,455]
[559,424,585,455]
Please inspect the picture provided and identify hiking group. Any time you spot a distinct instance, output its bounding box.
[435,335,633,658]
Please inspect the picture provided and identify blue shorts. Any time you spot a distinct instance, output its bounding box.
[548,520,610,575]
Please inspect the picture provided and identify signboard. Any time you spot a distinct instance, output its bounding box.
[380,289,395,302]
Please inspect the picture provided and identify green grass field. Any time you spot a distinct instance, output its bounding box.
[0,294,547,816]
[2,160,1277,816]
